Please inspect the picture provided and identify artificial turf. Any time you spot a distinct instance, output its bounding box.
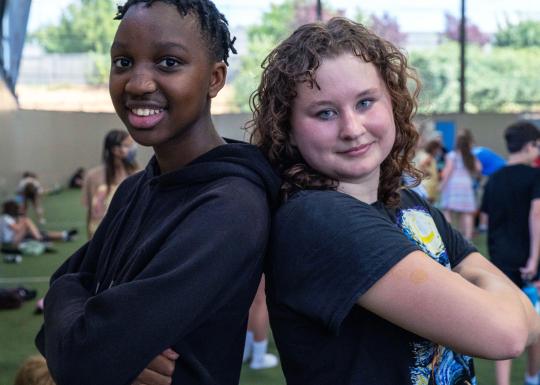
[0,189,526,384]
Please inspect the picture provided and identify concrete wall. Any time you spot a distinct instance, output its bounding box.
[0,76,16,111]
[421,112,526,156]
[0,78,17,198]
[0,108,532,200]
[0,109,252,198]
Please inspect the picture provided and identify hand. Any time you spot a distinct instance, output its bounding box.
[520,261,538,282]
[132,349,179,385]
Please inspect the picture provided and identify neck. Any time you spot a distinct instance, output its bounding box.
[155,128,225,174]
[113,157,125,169]
[337,171,380,204]
[507,152,532,166]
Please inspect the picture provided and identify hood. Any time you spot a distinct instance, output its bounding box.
[145,139,280,209]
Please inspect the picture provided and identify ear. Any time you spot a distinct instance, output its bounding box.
[208,62,227,99]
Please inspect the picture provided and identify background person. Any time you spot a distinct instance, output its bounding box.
[14,355,55,385]
[243,276,279,370]
[416,139,443,204]
[481,120,540,385]
[16,172,45,225]
[81,129,138,238]
[439,128,482,240]
[0,200,76,252]
[68,168,85,189]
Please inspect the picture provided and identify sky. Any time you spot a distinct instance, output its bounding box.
[27,0,540,33]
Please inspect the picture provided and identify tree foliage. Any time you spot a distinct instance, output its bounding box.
[30,0,118,84]
[369,13,407,46]
[443,12,490,46]
[232,0,344,112]
[494,20,540,47]
[31,0,117,54]
[411,43,540,113]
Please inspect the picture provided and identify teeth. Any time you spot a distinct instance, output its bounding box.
[132,108,162,116]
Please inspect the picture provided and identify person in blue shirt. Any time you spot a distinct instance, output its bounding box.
[473,146,506,177]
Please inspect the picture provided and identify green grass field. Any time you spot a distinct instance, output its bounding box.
[0,189,527,384]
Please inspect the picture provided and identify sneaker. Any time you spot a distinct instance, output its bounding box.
[249,353,279,370]
[34,298,44,315]
[66,228,79,241]
[15,287,37,301]
[3,254,22,264]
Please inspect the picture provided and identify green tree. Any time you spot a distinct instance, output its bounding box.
[31,0,117,54]
[232,0,297,112]
[410,43,540,113]
[494,20,540,48]
[410,44,460,113]
[30,0,118,84]
[232,0,343,112]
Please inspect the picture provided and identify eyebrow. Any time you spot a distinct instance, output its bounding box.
[110,41,128,51]
[110,41,188,52]
[154,42,189,52]
[307,87,380,107]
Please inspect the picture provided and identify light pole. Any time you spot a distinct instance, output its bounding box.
[459,0,466,113]
[316,0,322,21]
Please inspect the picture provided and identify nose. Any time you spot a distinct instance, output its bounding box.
[124,67,157,95]
[339,108,365,140]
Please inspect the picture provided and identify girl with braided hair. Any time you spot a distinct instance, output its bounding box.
[36,2,279,384]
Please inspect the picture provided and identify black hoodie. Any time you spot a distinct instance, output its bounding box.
[36,141,280,385]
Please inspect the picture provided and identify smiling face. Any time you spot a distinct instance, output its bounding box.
[290,53,396,194]
[109,1,226,158]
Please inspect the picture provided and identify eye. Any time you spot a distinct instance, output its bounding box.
[112,57,132,69]
[357,99,374,110]
[317,109,337,120]
[157,57,182,69]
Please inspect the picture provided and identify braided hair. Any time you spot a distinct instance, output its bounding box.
[115,0,237,65]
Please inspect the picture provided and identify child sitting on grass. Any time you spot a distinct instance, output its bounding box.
[0,200,77,255]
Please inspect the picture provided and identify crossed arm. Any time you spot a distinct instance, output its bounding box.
[357,250,540,359]
[37,183,270,385]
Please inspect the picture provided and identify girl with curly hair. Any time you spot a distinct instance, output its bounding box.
[250,17,540,385]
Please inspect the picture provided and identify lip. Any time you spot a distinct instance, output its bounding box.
[126,101,166,110]
[339,142,373,156]
[127,108,165,129]
[125,103,167,129]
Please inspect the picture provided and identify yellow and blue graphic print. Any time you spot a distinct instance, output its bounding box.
[397,206,476,385]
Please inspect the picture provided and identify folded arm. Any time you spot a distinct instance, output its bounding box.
[357,250,540,359]
[38,184,269,385]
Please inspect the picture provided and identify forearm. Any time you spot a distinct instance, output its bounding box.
[42,274,98,384]
[454,254,540,346]
[41,274,157,385]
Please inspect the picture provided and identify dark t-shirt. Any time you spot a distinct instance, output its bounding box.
[481,164,540,285]
[266,189,477,385]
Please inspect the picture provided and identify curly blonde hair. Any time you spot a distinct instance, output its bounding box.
[248,17,422,205]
